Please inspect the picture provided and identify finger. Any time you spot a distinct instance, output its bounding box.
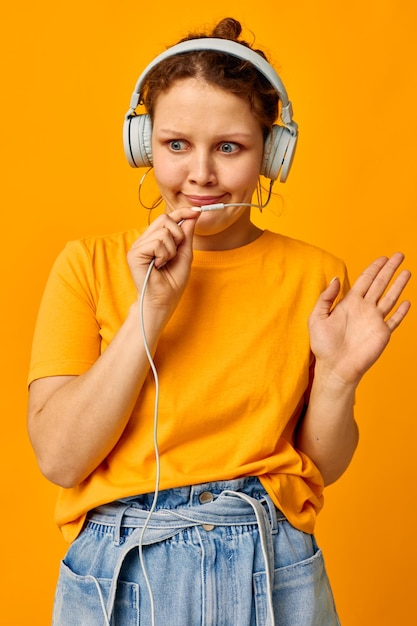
[152,234,181,269]
[364,252,407,303]
[148,215,186,248]
[352,253,405,301]
[135,209,197,242]
[144,215,199,268]
[385,299,412,332]
[131,211,192,253]
[128,227,180,268]
[310,277,341,321]
[162,207,201,229]
[351,256,389,297]
[377,268,412,317]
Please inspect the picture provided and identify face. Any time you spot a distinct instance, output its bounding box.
[151,78,265,248]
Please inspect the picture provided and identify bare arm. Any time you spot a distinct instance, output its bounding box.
[297,253,411,485]
[27,209,199,488]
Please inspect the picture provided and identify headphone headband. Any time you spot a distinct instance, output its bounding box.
[125,38,295,132]
[123,37,298,181]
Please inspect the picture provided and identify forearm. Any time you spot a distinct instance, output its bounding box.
[296,361,359,486]
[28,301,165,488]
[301,252,411,485]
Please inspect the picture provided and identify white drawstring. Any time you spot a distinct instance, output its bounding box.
[221,491,276,626]
[87,490,276,626]
[194,526,207,626]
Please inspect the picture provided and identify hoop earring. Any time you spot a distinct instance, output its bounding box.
[255,178,263,212]
[256,177,272,212]
[138,167,163,211]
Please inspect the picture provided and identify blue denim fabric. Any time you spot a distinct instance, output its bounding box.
[52,477,340,626]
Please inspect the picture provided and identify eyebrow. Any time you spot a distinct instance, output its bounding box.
[156,128,254,140]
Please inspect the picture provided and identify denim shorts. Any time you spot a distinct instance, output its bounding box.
[52,477,340,626]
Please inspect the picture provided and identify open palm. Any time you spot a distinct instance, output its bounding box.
[308,253,411,385]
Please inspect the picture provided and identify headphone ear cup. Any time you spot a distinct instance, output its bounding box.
[261,125,297,182]
[123,114,153,168]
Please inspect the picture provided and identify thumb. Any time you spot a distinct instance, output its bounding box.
[312,277,341,320]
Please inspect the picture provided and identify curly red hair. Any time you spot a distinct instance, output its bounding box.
[142,18,279,139]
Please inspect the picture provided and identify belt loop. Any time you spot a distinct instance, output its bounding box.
[263,495,278,535]
[113,503,132,546]
[190,484,199,505]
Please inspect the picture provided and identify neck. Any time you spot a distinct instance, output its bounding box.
[193,220,263,251]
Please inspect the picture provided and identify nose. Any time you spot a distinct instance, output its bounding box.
[188,150,217,186]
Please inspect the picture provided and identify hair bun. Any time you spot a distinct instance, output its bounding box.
[212,17,242,41]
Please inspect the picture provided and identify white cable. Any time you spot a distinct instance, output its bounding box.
[133,197,275,624]
[195,180,274,213]
[85,575,111,626]
[88,259,160,626]
[138,257,161,626]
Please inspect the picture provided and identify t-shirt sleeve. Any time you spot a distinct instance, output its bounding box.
[28,240,101,385]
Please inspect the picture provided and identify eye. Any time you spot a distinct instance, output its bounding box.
[168,140,187,152]
[219,142,240,154]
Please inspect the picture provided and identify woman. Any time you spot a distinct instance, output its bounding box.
[28,17,411,626]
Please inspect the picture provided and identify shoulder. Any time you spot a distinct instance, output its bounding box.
[44,229,140,300]
[262,230,346,269]
[53,228,140,272]
[261,230,350,296]
[62,228,140,258]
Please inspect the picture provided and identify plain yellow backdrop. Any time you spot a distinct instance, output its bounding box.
[1,1,415,624]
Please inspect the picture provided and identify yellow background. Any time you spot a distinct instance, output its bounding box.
[1,1,416,624]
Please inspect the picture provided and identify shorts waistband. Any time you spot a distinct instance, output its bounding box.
[87,477,284,546]
[85,479,279,626]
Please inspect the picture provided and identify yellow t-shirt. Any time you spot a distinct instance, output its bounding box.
[29,229,349,542]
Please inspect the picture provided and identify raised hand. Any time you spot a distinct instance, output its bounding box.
[308,253,411,386]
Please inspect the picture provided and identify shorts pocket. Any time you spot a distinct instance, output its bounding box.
[253,548,340,626]
[53,560,139,626]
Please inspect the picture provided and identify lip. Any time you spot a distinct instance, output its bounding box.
[182,194,227,207]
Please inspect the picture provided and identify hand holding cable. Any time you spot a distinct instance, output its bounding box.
[127,208,200,321]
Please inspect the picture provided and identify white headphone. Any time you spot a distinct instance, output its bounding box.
[123,38,298,182]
